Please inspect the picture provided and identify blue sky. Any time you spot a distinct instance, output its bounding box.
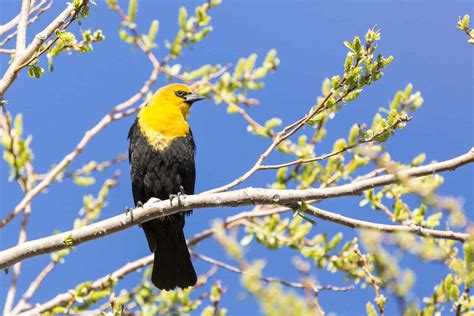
[1,0,473,314]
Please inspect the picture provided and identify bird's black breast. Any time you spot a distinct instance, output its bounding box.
[128,119,196,206]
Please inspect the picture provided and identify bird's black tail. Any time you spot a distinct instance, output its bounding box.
[142,216,197,290]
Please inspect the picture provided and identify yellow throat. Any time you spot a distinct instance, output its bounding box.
[138,97,190,151]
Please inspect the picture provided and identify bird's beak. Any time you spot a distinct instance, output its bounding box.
[185,93,206,104]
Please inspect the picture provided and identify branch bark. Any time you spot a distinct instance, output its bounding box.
[0,2,78,98]
[15,0,31,54]
[0,148,472,270]
[16,207,281,315]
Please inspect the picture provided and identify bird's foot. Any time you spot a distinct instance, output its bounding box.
[144,197,161,208]
[125,202,141,222]
[170,187,186,206]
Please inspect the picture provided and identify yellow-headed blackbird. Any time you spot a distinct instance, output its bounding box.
[128,83,205,290]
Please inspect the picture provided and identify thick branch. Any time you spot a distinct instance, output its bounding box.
[17,208,281,315]
[0,148,472,270]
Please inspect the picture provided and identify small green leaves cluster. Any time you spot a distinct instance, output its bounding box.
[241,214,383,291]
[215,50,279,107]
[166,1,221,58]
[116,0,160,52]
[25,0,99,78]
[216,225,320,315]
[420,240,474,314]
[50,176,118,262]
[0,112,33,181]
[72,0,95,20]
[71,155,126,186]
[47,29,105,72]
[27,63,45,79]
[103,266,214,315]
[457,15,474,45]
[305,29,392,133]
[361,231,415,304]
[46,278,116,315]
[242,263,318,316]
[201,281,227,316]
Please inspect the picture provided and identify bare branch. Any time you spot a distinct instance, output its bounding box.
[0,0,53,48]
[15,0,32,54]
[304,205,468,242]
[0,148,471,270]
[0,48,15,54]
[11,261,56,314]
[0,0,45,37]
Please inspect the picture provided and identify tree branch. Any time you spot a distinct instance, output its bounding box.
[0,0,53,48]
[0,148,472,270]
[193,253,354,293]
[15,0,31,54]
[16,208,280,314]
[0,2,78,98]
[304,205,468,242]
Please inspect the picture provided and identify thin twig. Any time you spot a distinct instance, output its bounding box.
[0,0,47,37]
[0,0,53,48]
[11,261,57,314]
[193,253,354,293]
[260,117,411,170]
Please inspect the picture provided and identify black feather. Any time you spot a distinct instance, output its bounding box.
[128,119,197,290]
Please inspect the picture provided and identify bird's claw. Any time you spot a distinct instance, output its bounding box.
[144,197,161,208]
[170,189,186,206]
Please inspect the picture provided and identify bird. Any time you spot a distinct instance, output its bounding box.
[128,83,205,290]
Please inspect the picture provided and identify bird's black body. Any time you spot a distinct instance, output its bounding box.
[128,119,197,290]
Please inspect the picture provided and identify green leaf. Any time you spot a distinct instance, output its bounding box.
[179,7,188,30]
[73,176,96,187]
[426,212,443,228]
[348,124,359,145]
[245,53,257,74]
[193,26,212,42]
[458,15,470,31]
[411,153,426,167]
[147,19,159,43]
[344,54,353,72]
[328,232,343,250]
[345,89,362,102]
[240,234,254,246]
[127,0,137,22]
[63,235,74,247]
[27,65,45,79]
[344,41,355,52]
[366,302,378,316]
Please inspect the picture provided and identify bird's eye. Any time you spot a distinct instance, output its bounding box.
[175,90,185,97]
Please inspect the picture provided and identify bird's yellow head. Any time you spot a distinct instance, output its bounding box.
[149,83,205,117]
[138,84,205,149]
